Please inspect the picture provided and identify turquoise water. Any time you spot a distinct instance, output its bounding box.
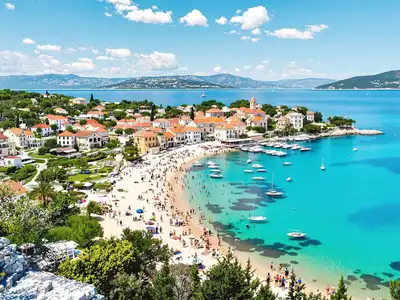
[34,88,400,297]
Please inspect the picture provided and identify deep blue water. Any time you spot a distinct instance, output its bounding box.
[37,89,400,297]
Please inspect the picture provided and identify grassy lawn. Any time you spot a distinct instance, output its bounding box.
[68,174,107,182]
[24,170,38,184]
[29,153,57,159]
[33,158,45,164]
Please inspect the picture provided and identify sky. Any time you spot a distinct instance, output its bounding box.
[1,0,400,80]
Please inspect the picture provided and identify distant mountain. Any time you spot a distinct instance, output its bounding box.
[272,78,336,89]
[0,74,128,89]
[316,71,400,90]
[0,73,335,90]
[103,76,229,89]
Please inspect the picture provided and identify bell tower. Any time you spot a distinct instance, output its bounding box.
[250,97,257,110]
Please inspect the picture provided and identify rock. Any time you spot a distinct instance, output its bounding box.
[0,238,10,248]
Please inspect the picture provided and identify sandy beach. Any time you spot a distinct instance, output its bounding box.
[92,142,343,298]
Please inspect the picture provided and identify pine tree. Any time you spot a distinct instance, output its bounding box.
[189,263,201,298]
[152,260,176,300]
[288,269,306,300]
[150,104,156,121]
[15,112,20,128]
[255,282,277,300]
[390,280,400,300]
[190,106,195,120]
[331,276,351,300]
[90,93,94,102]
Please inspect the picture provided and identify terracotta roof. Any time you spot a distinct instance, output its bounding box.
[55,107,67,111]
[47,114,67,121]
[7,128,23,135]
[180,116,191,120]
[95,128,108,133]
[75,131,98,138]
[206,108,222,113]
[229,120,246,126]
[307,111,314,115]
[113,124,136,130]
[193,117,225,124]
[164,132,175,139]
[135,131,157,138]
[249,116,263,122]
[118,119,136,124]
[216,124,235,130]
[0,133,8,139]
[184,126,200,132]
[154,118,169,123]
[133,122,153,128]
[88,111,106,115]
[169,118,179,125]
[24,130,33,135]
[58,131,75,137]
[32,124,50,129]
[0,180,27,196]
[169,127,185,134]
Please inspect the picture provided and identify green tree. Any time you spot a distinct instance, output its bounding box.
[79,119,87,125]
[390,280,400,300]
[287,269,306,300]
[36,127,43,136]
[229,99,250,108]
[44,138,58,149]
[30,172,56,206]
[150,104,156,121]
[90,93,94,102]
[57,239,135,295]
[152,259,176,300]
[255,283,277,300]
[124,128,134,135]
[190,264,201,299]
[86,200,103,216]
[331,276,351,300]
[76,158,90,170]
[50,124,58,132]
[200,250,259,300]
[109,272,152,300]
[190,106,195,120]
[115,128,123,135]
[314,111,323,122]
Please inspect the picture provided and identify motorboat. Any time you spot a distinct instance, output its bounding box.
[200,93,206,98]
[252,177,265,181]
[210,173,223,178]
[244,169,254,173]
[287,231,307,239]
[208,165,218,169]
[240,147,249,152]
[252,164,264,168]
[276,151,287,157]
[353,147,358,151]
[246,159,252,164]
[283,162,292,166]
[300,147,311,152]
[291,145,301,150]
[257,169,267,172]
[248,216,267,223]
[211,169,221,173]
[193,163,203,167]
[286,176,292,182]
[320,158,326,171]
[250,147,264,153]
[207,161,216,165]
[282,144,292,149]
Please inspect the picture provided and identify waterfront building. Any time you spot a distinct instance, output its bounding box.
[286,112,304,130]
[168,126,186,146]
[163,131,176,149]
[276,116,291,130]
[246,116,268,129]
[153,118,171,130]
[214,124,237,141]
[134,130,158,154]
[190,117,225,139]
[184,127,201,144]
[306,111,315,122]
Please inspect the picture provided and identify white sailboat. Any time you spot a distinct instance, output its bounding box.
[286,173,292,182]
[320,158,326,171]
[266,173,283,197]
[200,93,206,98]
[287,230,307,239]
[248,198,267,223]
[246,159,252,164]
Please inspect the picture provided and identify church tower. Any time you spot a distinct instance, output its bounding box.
[250,97,257,110]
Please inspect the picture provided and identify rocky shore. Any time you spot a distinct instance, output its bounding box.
[318,128,384,138]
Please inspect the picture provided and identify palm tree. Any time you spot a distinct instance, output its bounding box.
[31,173,55,206]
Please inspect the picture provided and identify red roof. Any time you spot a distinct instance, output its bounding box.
[47,114,67,121]
[0,133,8,139]
[58,131,75,137]
[32,124,50,129]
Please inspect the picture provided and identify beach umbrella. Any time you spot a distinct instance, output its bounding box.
[146,226,155,231]
[136,208,144,214]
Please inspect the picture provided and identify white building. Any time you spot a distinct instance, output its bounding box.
[0,133,9,158]
[286,112,304,130]
[246,116,268,129]
[205,106,224,117]
[31,124,52,137]
[47,115,68,131]
[0,156,22,168]
[75,131,104,150]
[3,128,28,148]
[306,111,315,122]
[214,124,237,141]
[184,127,201,144]
[153,119,171,131]
[57,131,76,147]
[87,111,106,120]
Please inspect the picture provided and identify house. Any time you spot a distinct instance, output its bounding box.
[95,128,109,143]
[214,124,237,141]
[75,131,104,150]
[153,119,170,131]
[163,131,175,149]
[229,120,247,137]
[0,133,9,158]
[94,105,105,111]
[4,128,28,148]
[0,156,22,168]
[286,112,304,130]
[57,131,76,148]
[133,122,153,131]
[0,180,27,197]
[306,111,315,122]
[70,97,88,105]
[117,119,136,126]
[87,111,106,120]
[24,130,43,148]
[205,106,224,117]
[54,107,68,115]
[138,106,151,114]
[178,116,192,126]
[190,117,225,139]
[47,115,68,131]
[276,116,291,131]
[31,124,52,137]
[184,127,201,144]
[246,116,268,129]
[134,130,158,154]
[168,126,186,146]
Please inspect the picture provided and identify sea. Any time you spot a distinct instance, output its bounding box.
[33,89,400,298]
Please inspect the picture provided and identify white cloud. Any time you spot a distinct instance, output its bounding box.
[38,54,61,68]
[96,55,115,61]
[114,3,138,13]
[5,2,15,10]
[34,50,40,55]
[104,12,112,17]
[65,48,76,54]
[251,28,260,35]
[102,67,121,73]
[69,58,96,72]
[233,68,240,73]
[106,0,132,5]
[22,38,35,45]
[137,51,178,70]
[286,61,297,68]
[262,60,269,64]
[213,66,222,73]
[125,8,172,24]
[251,38,260,43]
[243,65,251,70]
[255,64,265,70]
[306,24,328,33]
[36,44,62,52]
[267,24,328,40]
[236,9,241,14]
[106,48,132,58]
[241,36,250,40]
[180,9,208,27]
[230,6,270,30]
[227,30,240,35]
[152,5,158,10]
[92,49,100,55]
[215,16,228,25]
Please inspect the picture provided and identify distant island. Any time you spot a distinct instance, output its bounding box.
[316,70,400,90]
[0,73,335,90]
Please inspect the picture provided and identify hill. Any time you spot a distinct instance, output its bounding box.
[273,78,335,89]
[316,70,400,89]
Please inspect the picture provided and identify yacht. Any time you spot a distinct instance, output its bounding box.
[320,158,326,171]
[207,161,216,165]
[276,151,287,157]
[244,169,254,173]
[252,164,264,168]
[200,93,206,98]
[353,147,358,151]
[252,176,265,181]
[246,159,252,164]
[211,169,221,173]
[248,216,267,223]
[208,165,218,169]
[257,169,267,172]
[283,162,291,166]
[266,173,283,197]
[291,145,301,150]
[193,163,203,167]
[300,147,311,152]
[210,173,223,178]
[286,175,292,182]
[287,231,307,239]
[250,146,264,153]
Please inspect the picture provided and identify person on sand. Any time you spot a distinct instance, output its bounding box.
[325,285,330,295]
[270,262,274,271]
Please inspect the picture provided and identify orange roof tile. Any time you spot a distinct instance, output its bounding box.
[88,111,106,115]
[135,131,157,138]
[164,132,175,139]
[193,117,225,124]
[216,124,235,130]
[58,131,75,137]
[47,114,67,121]
[75,131,99,138]
[24,130,33,135]
[0,180,27,195]
[206,108,222,113]
[7,128,23,135]
[184,126,200,132]
[0,133,8,139]
[32,124,50,129]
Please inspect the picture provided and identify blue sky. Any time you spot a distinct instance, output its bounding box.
[1,0,400,80]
